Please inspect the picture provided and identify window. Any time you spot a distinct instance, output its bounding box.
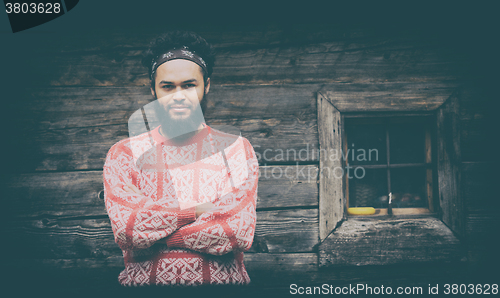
[316,90,464,267]
[344,116,435,215]
[317,91,462,241]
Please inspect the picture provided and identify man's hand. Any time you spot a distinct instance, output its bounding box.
[195,202,214,219]
[124,183,143,195]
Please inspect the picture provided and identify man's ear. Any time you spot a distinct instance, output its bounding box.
[150,86,156,98]
[204,78,211,94]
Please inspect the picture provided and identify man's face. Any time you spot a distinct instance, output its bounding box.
[151,59,210,121]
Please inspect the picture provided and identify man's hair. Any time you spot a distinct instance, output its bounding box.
[142,30,216,90]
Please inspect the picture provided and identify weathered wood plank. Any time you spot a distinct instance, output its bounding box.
[12,121,317,172]
[436,92,464,238]
[461,162,497,214]
[5,253,477,296]
[28,37,466,87]
[319,217,463,267]
[5,166,318,219]
[26,25,415,54]
[461,162,499,265]
[253,209,318,253]
[5,253,319,296]
[11,85,319,172]
[457,86,496,162]
[4,209,318,259]
[23,85,318,130]
[317,92,344,241]
[5,252,319,272]
[323,82,457,112]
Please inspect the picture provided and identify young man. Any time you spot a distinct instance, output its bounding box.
[102,31,259,287]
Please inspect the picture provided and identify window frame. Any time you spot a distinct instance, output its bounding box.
[317,91,463,241]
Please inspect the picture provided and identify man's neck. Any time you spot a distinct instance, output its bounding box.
[159,123,205,143]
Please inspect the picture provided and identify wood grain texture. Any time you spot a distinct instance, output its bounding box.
[323,82,457,112]
[319,217,464,267]
[5,166,318,219]
[5,253,319,296]
[12,122,319,172]
[23,85,318,130]
[461,161,499,268]
[5,253,477,296]
[11,84,320,172]
[3,209,318,259]
[317,92,345,241]
[27,34,466,87]
[458,87,496,162]
[436,92,464,238]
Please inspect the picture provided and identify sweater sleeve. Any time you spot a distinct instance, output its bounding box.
[165,138,259,256]
[103,141,196,251]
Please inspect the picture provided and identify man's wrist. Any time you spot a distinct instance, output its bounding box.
[178,206,197,226]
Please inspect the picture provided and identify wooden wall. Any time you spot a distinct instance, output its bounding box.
[3,22,498,295]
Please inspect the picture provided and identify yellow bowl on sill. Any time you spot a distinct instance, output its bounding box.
[347,207,376,215]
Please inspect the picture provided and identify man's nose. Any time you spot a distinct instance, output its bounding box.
[172,88,185,101]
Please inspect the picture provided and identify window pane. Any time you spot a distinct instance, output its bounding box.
[348,168,388,208]
[345,123,386,165]
[389,123,425,164]
[390,167,428,208]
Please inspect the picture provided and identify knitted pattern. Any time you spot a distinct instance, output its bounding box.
[103,124,258,286]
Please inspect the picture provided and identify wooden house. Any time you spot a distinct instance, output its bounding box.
[3,9,498,296]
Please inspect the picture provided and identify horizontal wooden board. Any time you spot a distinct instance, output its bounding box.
[9,85,320,171]
[4,253,319,296]
[22,85,318,130]
[4,252,319,272]
[27,36,466,87]
[253,209,318,253]
[5,253,483,296]
[9,121,318,172]
[5,166,318,219]
[319,217,463,267]
[27,25,425,54]
[323,82,457,112]
[3,209,318,260]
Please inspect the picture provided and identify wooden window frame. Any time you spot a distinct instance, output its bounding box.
[317,91,463,241]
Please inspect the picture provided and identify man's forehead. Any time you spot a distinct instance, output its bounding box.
[155,59,204,81]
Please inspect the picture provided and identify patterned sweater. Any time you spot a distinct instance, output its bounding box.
[103,124,258,286]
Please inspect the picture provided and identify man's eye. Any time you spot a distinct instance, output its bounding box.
[184,84,195,88]
[162,85,174,89]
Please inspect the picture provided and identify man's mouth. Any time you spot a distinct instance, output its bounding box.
[169,105,190,112]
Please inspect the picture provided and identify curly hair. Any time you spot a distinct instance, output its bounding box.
[142,30,216,90]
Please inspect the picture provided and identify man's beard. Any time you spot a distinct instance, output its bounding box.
[153,94,207,141]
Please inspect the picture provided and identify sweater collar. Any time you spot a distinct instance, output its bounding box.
[151,123,210,146]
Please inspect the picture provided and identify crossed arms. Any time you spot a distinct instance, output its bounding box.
[103,137,258,256]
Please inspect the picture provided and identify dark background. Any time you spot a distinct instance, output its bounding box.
[1,1,498,297]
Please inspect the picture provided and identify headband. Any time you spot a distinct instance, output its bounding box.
[150,46,208,80]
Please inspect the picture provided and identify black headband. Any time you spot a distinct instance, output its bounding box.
[150,46,208,80]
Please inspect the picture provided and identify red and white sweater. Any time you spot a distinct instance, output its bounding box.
[103,124,258,286]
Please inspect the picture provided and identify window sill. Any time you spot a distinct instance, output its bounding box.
[349,208,432,216]
[318,216,465,268]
